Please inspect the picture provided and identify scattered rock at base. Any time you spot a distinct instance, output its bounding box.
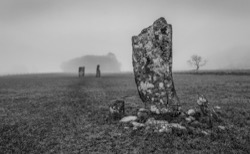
[145,118,171,133]
[109,99,125,120]
[197,94,209,116]
[214,106,221,110]
[158,125,172,133]
[145,118,169,125]
[187,109,196,116]
[218,125,226,130]
[124,126,130,129]
[116,94,224,135]
[145,118,186,133]
[137,108,150,122]
[185,116,195,123]
[131,121,145,130]
[201,130,210,136]
[150,105,160,114]
[190,120,202,128]
[170,123,186,130]
[120,116,137,123]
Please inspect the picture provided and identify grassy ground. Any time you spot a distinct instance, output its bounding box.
[0,73,250,153]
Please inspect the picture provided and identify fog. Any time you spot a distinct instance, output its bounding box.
[61,52,121,73]
[0,0,250,74]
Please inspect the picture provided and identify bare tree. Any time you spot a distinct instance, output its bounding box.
[187,55,207,71]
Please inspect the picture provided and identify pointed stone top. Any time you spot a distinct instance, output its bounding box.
[153,17,169,31]
[134,17,170,37]
[153,17,167,25]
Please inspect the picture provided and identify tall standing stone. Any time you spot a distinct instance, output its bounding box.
[132,17,180,114]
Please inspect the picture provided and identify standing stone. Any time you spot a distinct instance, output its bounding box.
[96,65,101,77]
[132,17,180,114]
[78,67,85,77]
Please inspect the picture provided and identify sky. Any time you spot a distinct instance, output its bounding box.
[0,0,250,74]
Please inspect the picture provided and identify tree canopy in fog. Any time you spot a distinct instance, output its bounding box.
[187,55,207,71]
[61,52,121,73]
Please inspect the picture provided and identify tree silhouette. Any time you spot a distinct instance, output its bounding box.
[187,55,207,72]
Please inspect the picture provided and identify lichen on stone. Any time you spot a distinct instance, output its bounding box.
[132,17,180,114]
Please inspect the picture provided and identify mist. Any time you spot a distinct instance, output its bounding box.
[61,53,121,74]
[0,0,250,75]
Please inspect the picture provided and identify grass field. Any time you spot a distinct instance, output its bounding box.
[0,73,250,153]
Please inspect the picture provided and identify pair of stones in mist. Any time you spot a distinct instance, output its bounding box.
[132,17,180,114]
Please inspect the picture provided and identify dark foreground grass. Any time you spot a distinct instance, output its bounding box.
[0,73,250,153]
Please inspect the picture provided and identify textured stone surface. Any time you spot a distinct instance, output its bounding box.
[78,67,85,77]
[132,17,180,113]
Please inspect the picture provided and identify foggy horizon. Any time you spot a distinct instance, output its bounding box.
[1,0,250,75]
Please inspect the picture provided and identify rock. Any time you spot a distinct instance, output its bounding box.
[201,130,210,136]
[179,112,187,118]
[158,126,172,133]
[218,125,226,130]
[137,108,150,122]
[146,118,169,131]
[145,118,156,125]
[109,99,125,120]
[197,94,209,116]
[138,108,147,112]
[187,109,196,116]
[150,105,160,114]
[145,118,186,133]
[160,108,169,114]
[214,106,221,110]
[197,94,208,106]
[185,117,192,123]
[132,17,180,114]
[132,121,145,127]
[190,116,196,121]
[145,118,169,126]
[120,116,137,123]
[185,116,195,123]
[169,123,186,130]
[131,121,145,130]
[190,120,202,127]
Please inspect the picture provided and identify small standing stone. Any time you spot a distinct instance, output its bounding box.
[78,66,85,77]
[132,17,180,114]
[109,99,125,120]
[197,94,209,116]
[137,108,150,122]
[96,65,101,77]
